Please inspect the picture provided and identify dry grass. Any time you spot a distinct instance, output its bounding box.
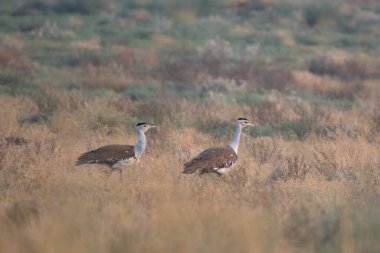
[0,0,380,251]
[307,51,375,81]
[0,93,380,253]
[292,70,342,93]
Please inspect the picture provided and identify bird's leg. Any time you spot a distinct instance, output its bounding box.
[119,169,124,184]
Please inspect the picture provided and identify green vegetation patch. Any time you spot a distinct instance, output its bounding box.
[252,119,313,139]
[0,70,38,96]
[197,118,233,138]
[123,83,159,101]
[228,92,266,105]
[297,91,355,111]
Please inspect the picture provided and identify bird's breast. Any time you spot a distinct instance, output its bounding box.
[112,157,138,170]
[215,160,237,174]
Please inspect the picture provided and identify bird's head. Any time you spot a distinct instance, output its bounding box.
[237,118,255,127]
[136,122,157,132]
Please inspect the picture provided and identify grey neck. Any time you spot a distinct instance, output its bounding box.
[134,129,147,159]
[228,122,242,154]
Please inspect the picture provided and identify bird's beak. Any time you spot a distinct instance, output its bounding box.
[247,122,255,127]
[149,125,157,128]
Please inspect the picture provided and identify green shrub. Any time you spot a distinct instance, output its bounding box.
[232,92,266,105]
[60,50,112,67]
[0,70,37,96]
[123,83,158,101]
[196,118,231,137]
[157,0,223,16]
[297,91,355,111]
[252,119,313,139]
[157,46,200,83]
[308,54,372,80]
[11,1,51,16]
[303,2,337,27]
[294,33,319,46]
[53,0,112,15]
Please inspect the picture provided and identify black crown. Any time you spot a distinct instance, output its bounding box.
[237,118,247,121]
[136,122,147,127]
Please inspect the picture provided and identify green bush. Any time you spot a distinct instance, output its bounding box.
[308,54,372,80]
[123,83,158,101]
[157,46,200,83]
[232,92,266,105]
[253,119,313,139]
[303,2,337,27]
[53,0,112,15]
[294,33,318,46]
[59,50,112,67]
[0,70,37,96]
[11,1,51,16]
[197,118,231,137]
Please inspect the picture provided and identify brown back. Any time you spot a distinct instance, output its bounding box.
[183,145,237,174]
[76,144,135,166]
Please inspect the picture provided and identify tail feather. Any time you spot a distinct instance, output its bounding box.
[75,150,97,166]
[183,163,198,174]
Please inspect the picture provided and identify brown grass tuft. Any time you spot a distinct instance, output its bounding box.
[308,51,374,80]
[5,197,43,227]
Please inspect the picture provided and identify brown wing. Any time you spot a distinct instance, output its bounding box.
[183,145,237,174]
[76,144,135,166]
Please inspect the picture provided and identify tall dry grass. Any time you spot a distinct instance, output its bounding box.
[0,93,379,253]
[0,0,380,251]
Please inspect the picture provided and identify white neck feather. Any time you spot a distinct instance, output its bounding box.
[229,122,242,154]
[134,129,147,159]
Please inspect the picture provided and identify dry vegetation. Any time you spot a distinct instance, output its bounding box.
[0,0,380,252]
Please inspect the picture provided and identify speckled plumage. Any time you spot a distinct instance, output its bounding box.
[76,144,136,169]
[183,145,238,175]
[183,118,255,175]
[75,122,156,182]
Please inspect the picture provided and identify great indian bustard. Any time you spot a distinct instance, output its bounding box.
[183,118,255,175]
[75,122,156,182]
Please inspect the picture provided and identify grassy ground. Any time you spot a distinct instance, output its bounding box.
[0,0,380,252]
